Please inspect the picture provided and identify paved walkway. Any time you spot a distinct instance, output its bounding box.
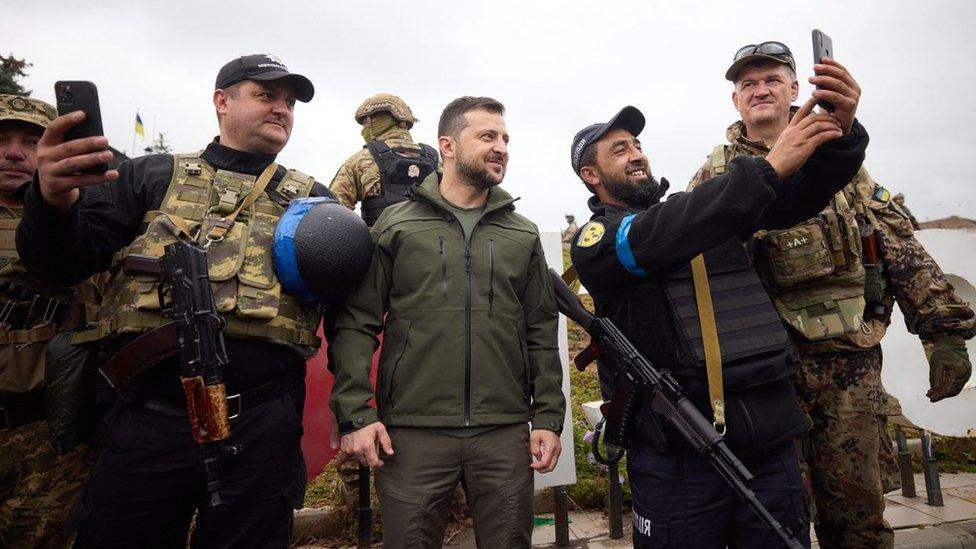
[443,473,976,548]
[297,472,976,547]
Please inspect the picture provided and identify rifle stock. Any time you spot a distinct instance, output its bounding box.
[548,269,803,548]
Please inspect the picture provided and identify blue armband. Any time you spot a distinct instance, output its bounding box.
[616,214,648,277]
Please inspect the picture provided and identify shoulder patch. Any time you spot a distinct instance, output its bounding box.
[576,222,605,248]
[872,185,891,204]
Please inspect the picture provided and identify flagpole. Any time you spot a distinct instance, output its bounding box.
[131,108,138,158]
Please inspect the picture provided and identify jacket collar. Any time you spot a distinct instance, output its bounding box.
[202,138,278,176]
[411,172,518,216]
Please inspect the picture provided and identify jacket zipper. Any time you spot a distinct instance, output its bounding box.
[439,236,447,298]
[488,238,495,314]
[464,241,472,426]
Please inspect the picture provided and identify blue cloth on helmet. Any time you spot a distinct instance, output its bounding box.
[275,197,332,304]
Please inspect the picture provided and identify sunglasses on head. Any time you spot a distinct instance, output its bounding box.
[733,41,792,62]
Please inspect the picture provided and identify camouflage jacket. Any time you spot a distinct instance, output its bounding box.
[329,126,425,209]
[1,183,101,400]
[689,120,976,353]
[331,173,565,434]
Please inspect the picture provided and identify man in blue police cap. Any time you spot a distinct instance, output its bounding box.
[569,57,868,547]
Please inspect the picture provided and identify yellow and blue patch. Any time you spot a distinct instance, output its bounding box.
[576,221,605,248]
[873,185,891,204]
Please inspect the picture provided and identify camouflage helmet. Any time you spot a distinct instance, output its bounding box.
[0,94,57,129]
[354,93,416,129]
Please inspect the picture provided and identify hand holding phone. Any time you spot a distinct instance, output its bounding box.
[807,32,862,137]
[36,82,118,210]
[811,30,836,112]
[54,81,109,174]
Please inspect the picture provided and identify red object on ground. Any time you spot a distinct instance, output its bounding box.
[301,324,380,480]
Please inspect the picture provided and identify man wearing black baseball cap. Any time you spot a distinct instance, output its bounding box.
[215,54,315,103]
[569,94,869,547]
[18,55,335,548]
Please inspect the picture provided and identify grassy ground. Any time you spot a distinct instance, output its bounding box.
[932,437,976,473]
[892,424,976,474]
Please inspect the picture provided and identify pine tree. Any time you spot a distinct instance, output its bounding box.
[0,54,31,95]
[144,132,172,155]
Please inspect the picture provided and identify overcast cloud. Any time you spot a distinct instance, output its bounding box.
[7,0,975,231]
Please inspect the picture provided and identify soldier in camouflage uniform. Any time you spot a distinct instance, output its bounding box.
[329,93,439,226]
[562,214,579,244]
[16,55,336,548]
[0,94,99,549]
[689,42,976,548]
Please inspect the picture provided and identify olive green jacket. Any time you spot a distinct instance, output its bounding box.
[330,174,565,434]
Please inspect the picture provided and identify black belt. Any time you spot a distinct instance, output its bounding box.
[0,389,46,432]
[139,368,304,418]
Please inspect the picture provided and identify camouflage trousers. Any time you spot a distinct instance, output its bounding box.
[0,419,97,549]
[794,345,895,549]
[878,390,903,494]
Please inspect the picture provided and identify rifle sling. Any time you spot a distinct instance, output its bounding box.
[690,254,726,434]
[561,264,582,294]
[205,162,278,241]
[99,322,181,390]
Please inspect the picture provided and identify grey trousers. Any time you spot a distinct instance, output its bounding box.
[375,424,534,549]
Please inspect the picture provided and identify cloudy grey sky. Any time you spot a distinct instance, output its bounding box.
[7,0,975,231]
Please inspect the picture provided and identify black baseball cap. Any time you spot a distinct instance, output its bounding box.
[570,106,645,177]
[215,54,315,102]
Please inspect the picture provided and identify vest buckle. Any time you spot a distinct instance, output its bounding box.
[184,162,203,176]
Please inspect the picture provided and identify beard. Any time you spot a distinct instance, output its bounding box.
[456,145,505,191]
[601,169,663,209]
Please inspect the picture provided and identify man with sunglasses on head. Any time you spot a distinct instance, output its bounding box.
[689,42,975,548]
[570,52,868,545]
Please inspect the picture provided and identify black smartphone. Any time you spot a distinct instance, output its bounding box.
[54,80,108,174]
[811,29,836,112]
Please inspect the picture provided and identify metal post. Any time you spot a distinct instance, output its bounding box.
[895,427,916,498]
[357,464,372,548]
[920,430,944,507]
[608,462,624,539]
[554,485,570,546]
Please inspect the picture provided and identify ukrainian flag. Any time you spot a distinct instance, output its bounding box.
[135,112,145,138]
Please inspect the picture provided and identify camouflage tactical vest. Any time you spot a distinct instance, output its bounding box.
[80,154,322,357]
[1,204,100,399]
[709,144,867,341]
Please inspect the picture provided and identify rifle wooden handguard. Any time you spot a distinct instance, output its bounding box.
[182,376,231,443]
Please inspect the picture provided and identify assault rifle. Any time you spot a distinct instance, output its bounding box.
[125,241,232,506]
[549,269,804,549]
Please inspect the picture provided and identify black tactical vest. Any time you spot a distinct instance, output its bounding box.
[361,140,438,226]
[592,237,806,455]
[658,237,799,393]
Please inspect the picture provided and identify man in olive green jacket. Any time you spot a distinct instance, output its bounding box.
[331,96,565,548]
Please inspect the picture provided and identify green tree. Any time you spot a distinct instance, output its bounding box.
[144,132,172,155]
[0,54,31,95]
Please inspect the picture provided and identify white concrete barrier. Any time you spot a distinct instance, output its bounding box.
[881,229,976,437]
